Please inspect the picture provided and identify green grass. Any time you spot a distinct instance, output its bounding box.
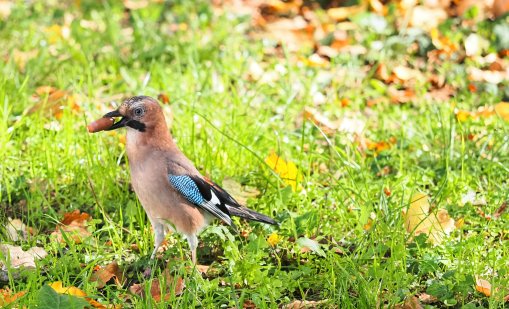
[1,0,509,308]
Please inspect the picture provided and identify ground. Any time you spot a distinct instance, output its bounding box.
[0,0,509,308]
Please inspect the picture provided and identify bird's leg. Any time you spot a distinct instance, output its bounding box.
[150,223,166,259]
[144,223,166,278]
[186,234,198,264]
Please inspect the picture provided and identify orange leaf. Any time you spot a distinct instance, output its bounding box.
[90,261,124,289]
[61,210,90,225]
[158,93,170,104]
[0,289,26,307]
[475,278,491,297]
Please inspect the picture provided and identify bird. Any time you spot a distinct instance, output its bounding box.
[100,95,277,263]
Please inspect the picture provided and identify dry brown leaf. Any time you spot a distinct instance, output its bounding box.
[28,87,80,119]
[51,210,92,244]
[129,273,185,302]
[283,299,327,308]
[261,17,314,52]
[388,86,416,104]
[475,277,491,297]
[61,209,90,225]
[404,193,455,244]
[468,67,509,84]
[0,244,47,269]
[418,293,437,304]
[0,288,26,307]
[494,201,508,219]
[90,261,124,289]
[395,296,423,309]
[393,65,421,81]
[259,0,302,16]
[196,264,209,274]
[303,107,340,135]
[5,218,28,241]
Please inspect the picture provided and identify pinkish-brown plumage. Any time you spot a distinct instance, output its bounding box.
[98,96,277,263]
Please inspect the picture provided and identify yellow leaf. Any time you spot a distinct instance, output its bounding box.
[265,152,301,191]
[267,232,281,247]
[404,193,455,244]
[49,281,87,297]
[494,102,509,121]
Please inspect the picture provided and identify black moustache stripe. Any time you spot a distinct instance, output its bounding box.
[127,120,146,132]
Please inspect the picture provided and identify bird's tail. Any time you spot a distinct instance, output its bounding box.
[226,206,278,225]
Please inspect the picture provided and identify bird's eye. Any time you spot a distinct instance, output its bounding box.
[134,107,144,117]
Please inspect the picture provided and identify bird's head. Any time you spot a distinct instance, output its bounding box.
[104,96,164,132]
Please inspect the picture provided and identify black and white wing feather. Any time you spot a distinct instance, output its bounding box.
[167,174,277,226]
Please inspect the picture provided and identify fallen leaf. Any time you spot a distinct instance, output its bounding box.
[158,93,170,104]
[51,210,92,244]
[5,218,28,241]
[393,65,421,82]
[296,237,325,257]
[494,201,508,219]
[328,4,367,21]
[395,296,423,309]
[418,292,437,304]
[196,264,210,274]
[259,0,302,16]
[267,232,281,247]
[28,86,80,119]
[410,6,447,31]
[494,102,509,121]
[283,299,327,308]
[475,277,491,297]
[130,271,184,302]
[221,178,260,205]
[303,107,340,135]
[468,67,509,84]
[404,193,455,244]
[0,288,26,307]
[61,209,90,225]
[265,152,302,191]
[90,261,124,289]
[388,86,416,104]
[49,281,110,308]
[0,244,47,269]
[49,282,87,297]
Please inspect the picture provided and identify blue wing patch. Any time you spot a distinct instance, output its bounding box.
[168,174,232,225]
[168,175,205,205]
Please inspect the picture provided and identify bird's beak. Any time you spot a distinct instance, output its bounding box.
[103,110,129,130]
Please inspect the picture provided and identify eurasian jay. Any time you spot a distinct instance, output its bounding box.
[100,96,277,263]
